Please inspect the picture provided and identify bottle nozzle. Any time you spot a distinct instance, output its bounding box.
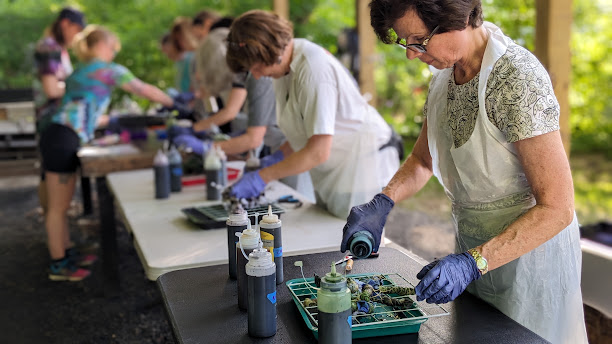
[330,261,337,275]
[267,204,272,217]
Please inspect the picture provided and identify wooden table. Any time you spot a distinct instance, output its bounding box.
[78,142,160,295]
[157,247,550,344]
[106,166,347,281]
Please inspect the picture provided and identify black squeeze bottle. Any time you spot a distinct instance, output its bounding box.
[246,245,277,337]
[236,226,259,311]
[167,144,182,192]
[259,205,283,284]
[204,146,222,200]
[226,205,249,279]
[153,149,170,199]
[317,263,352,343]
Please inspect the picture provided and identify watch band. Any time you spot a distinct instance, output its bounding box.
[468,248,488,275]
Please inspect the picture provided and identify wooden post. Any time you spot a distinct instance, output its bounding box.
[273,0,289,20]
[356,0,377,105]
[535,0,573,156]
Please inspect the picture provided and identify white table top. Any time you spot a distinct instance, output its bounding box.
[107,163,347,280]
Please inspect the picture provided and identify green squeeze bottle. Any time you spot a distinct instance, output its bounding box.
[317,263,352,343]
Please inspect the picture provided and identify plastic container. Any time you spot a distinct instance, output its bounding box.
[259,205,283,284]
[286,273,447,339]
[153,149,170,199]
[246,247,277,337]
[167,145,183,192]
[348,231,375,259]
[226,206,249,279]
[204,147,223,200]
[317,263,351,344]
[236,227,259,311]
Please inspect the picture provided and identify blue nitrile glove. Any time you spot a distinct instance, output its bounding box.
[260,150,284,168]
[356,301,371,313]
[174,92,194,105]
[230,171,267,199]
[167,125,194,141]
[171,101,194,120]
[340,193,394,253]
[415,252,481,304]
[173,134,211,156]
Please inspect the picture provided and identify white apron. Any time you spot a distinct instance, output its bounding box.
[277,101,386,219]
[426,22,587,344]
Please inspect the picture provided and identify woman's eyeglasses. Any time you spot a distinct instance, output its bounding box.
[391,25,440,53]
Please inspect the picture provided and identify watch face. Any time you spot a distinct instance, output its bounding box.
[477,259,487,270]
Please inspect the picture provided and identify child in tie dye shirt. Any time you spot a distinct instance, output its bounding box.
[40,25,175,281]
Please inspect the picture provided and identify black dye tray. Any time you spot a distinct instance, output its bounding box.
[181,203,285,229]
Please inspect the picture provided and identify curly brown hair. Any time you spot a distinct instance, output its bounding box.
[370,0,483,44]
[226,10,293,73]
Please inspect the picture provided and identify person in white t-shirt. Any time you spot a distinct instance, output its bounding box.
[225,10,401,218]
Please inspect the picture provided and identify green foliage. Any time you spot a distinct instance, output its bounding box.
[569,0,612,156]
[0,0,610,154]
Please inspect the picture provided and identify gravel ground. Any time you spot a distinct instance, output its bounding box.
[0,175,454,343]
[0,179,174,344]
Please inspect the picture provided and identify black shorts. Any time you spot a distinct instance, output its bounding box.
[40,123,81,173]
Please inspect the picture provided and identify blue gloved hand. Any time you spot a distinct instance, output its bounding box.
[230,171,267,199]
[167,125,194,141]
[173,134,211,156]
[340,193,394,253]
[173,92,194,105]
[260,149,284,169]
[170,101,194,120]
[415,252,481,304]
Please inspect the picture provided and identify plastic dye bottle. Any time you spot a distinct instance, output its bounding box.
[167,145,183,192]
[246,245,277,338]
[348,231,375,259]
[217,147,228,187]
[244,150,261,173]
[317,263,352,344]
[226,205,249,279]
[204,147,222,200]
[259,205,283,284]
[236,226,259,311]
[153,149,171,199]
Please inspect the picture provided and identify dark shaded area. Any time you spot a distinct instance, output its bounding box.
[0,185,174,343]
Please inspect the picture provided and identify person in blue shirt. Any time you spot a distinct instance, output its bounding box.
[40,25,176,281]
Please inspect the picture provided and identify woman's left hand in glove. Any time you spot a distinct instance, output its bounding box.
[414,252,481,304]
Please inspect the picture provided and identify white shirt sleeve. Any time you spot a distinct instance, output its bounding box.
[294,66,338,138]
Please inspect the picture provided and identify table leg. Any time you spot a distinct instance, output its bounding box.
[81,176,92,216]
[96,176,120,295]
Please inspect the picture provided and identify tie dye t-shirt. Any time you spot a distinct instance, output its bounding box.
[50,59,135,143]
[32,37,73,121]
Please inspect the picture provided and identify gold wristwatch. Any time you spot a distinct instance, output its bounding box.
[468,248,488,275]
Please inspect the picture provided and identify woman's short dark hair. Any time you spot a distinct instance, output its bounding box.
[370,0,483,44]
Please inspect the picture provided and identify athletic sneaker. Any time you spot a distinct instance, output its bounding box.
[48,258,91,282]
[66,247,98,267]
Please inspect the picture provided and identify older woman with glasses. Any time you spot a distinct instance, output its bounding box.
[225,10,401,219]
[340,0,587,342]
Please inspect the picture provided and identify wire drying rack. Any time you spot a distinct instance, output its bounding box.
[181,203,285,229]
[286,272,450,339]
[195,203,285,222]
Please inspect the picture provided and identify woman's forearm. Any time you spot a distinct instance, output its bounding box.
[258,135,331,183]
[193,88,246,132]
[215,126,266,155]
[123,79,173,107]
[478,203,573,270]
[383,153,433,202]
[478,131,575,271]
[383,120,433,203]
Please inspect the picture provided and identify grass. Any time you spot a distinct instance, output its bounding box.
[397,139,612,225]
